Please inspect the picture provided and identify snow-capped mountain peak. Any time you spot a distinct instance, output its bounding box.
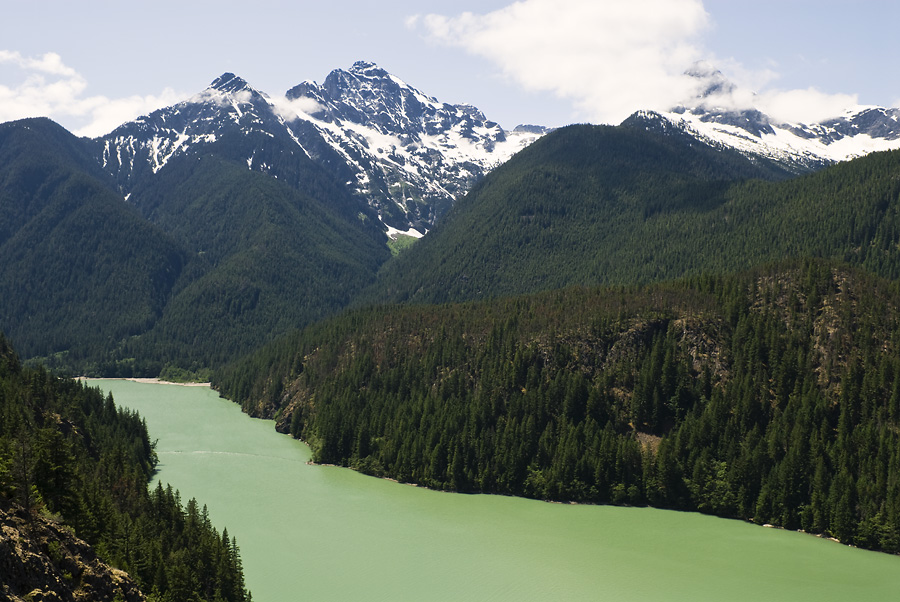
[92,63,549,233]
[275,62,548,230]
[208,72,255,94]
[96,72,286,185]
[642,64,900,173]
[684,61,738,100]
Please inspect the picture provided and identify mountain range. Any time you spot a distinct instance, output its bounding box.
[2,60,900,375]
[93,61,547,236]
[89,61,900,235]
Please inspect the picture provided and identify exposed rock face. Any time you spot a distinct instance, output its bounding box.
[0,500,144,602]
[93,61,547,234]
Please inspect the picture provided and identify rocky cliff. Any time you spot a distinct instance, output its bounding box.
[0,499,144,602]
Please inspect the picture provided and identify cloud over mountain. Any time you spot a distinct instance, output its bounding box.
[408,0,712,124]
[409,0,868,125]
[0,50,181,137]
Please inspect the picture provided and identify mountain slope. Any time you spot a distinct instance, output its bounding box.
[0,116,392,375]
[95,73,364,222]
[0,335,249,602]
[0,118,187,365]
[365,123,900,306]
[281,61,545,231]
[362,121,816,305]
[0,499,145,602]
[125,152,391,368]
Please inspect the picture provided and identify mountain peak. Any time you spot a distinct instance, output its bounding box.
[209,72,255,94]
[683,61,737,101]
[349,60,383,75]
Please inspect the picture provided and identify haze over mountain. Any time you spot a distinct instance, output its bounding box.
[654,63,900,173]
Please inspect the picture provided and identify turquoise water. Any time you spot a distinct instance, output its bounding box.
[91,379,900,602]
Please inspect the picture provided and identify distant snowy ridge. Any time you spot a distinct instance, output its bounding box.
[637,65,900,173]
[94,62,548,234]
[93,62,900,237]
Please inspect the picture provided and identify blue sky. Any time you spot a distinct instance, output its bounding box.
[1,0,897,136]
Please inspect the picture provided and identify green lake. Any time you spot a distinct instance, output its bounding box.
[90,379,900,601]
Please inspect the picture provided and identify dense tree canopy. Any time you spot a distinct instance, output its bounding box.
[0,334,250,601]
[217,260,900,553]
[364,126,900,305]
[0,118,391,377]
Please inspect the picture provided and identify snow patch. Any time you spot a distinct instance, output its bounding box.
[385,224,425,240]
[657,110,900,170]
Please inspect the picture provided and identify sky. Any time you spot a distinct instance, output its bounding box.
[1,0,897,137]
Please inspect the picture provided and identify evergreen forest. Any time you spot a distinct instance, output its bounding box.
[216,260,900,553]
[0,333,250,601]
[365,126,900,305]
[6,108,900,577]
[0,118,389,377]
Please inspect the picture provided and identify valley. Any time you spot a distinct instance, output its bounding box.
[3,58,900,601]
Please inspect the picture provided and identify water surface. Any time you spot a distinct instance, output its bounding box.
[91,379,900,602]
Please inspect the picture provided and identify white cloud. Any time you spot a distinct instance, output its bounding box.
[0,50,78,77]
[193,87,256,110]
[272,96,327,121]
[755,87,859,124]
[72,90,183,137]
[409,1,866,126]
[684,58,858,124]
[409,0,712,125]
[0,50,181,137]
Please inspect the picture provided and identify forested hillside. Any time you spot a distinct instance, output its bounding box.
[0,118,187,368]
[364,123,900,304]
[0,118,391,376]
[216,260,900,553]
[116,150,390,372]
[0,334,250,601]
[5,115,900,385]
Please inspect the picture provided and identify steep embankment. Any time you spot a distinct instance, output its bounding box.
[0,334,250,602]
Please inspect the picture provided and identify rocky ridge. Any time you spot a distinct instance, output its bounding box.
[94,61,547,234]
[0,500,144,602]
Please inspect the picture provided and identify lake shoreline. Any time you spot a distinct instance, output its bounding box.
[93,379,900,601]
[306,455,859,547]
[99,377,860,553]
[80,376,212,387]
